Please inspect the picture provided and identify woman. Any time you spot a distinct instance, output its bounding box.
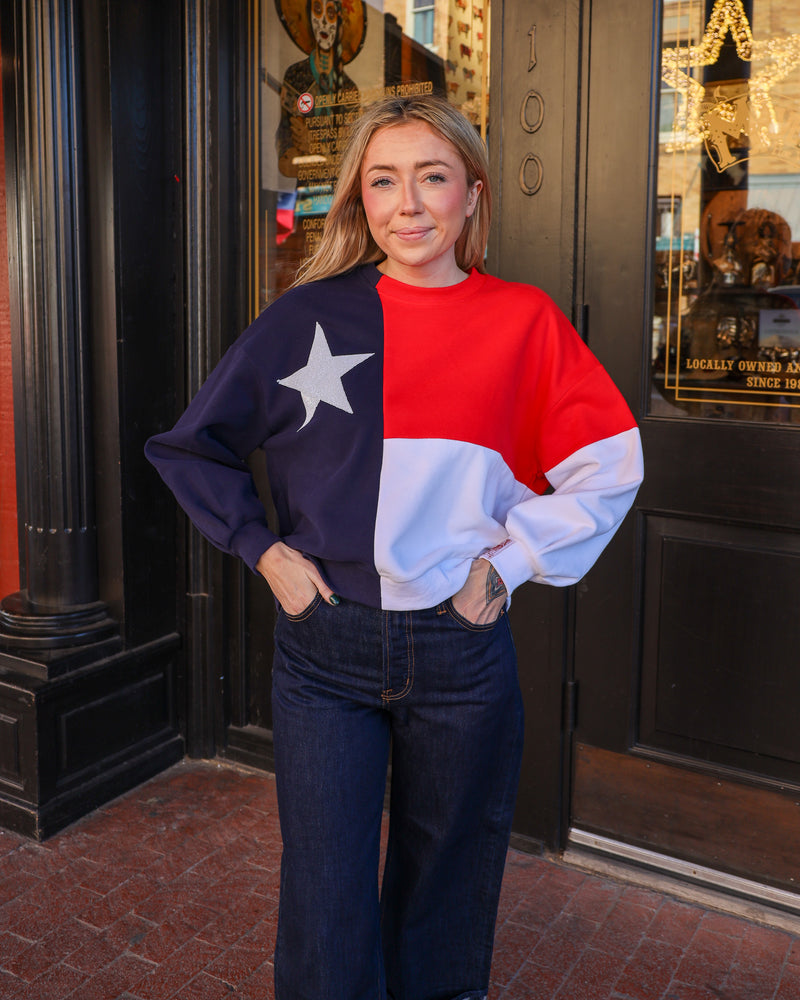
[146,96,643,1000]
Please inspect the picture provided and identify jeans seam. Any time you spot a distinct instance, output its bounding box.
[381,610,389,702]
[443,597,502,633]
[382,611,414,701]
[280,592,323,622]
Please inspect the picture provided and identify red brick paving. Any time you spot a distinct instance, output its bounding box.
[0,760,795,999]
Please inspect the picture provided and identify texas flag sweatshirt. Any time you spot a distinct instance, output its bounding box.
[145,265,643,609]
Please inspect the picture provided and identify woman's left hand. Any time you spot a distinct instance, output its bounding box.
[450,559,508,626]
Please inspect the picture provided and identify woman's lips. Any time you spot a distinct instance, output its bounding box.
[393,227,431,240]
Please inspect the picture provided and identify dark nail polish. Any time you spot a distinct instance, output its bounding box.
[329,594,340,606]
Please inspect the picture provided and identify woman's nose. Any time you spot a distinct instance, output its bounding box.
[399,180,423,214]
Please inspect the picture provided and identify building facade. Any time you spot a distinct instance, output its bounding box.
[0,0,797,908]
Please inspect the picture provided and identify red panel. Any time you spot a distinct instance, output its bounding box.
[378,270,635,494]
[0,67,20,598]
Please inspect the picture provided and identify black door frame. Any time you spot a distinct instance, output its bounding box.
[489,0,592,852]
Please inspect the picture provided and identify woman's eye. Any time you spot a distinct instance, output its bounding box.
[370,177,392,188]
[424,173,447,184]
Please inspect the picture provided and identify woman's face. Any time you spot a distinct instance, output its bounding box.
[360,121,482,287]
[311,0,339,52]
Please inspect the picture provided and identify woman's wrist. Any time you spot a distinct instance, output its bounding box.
[482,561,507,602]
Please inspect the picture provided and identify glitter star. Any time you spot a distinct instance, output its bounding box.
[277,322,373,430]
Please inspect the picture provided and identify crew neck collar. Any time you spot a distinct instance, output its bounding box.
[364,264,485,299]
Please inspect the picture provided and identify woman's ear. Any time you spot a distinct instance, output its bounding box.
[466,179,483,218]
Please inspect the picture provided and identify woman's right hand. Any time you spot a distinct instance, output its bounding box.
[450,558,507,625]
[255,541,338,615]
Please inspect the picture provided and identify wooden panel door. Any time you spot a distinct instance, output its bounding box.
[571,0,800,895]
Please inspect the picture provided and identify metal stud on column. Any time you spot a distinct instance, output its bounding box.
[0,0,117,662]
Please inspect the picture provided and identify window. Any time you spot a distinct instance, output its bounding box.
[651,0,800,422]
[412,0,435,48]
[247,0,491,308]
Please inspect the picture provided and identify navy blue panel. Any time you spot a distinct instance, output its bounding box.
[257,269,385,606]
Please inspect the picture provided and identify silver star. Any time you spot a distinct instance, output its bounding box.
[277,322,374,430]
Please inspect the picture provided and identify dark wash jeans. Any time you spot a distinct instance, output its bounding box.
[271,593,524,1000]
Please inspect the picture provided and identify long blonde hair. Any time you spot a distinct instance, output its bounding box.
[294,95,492,286]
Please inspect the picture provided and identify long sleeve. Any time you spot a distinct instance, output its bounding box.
[145,340,279,573]
[483,319,643,592]
[483,426,643,591]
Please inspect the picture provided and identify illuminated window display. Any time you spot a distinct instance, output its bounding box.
[652,0,800,421]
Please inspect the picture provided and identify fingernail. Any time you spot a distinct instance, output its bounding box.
[329,594,340,606]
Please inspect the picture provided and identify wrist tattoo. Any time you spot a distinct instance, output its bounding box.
[485,566,507,604]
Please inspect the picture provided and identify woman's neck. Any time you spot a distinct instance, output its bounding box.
[376,258,470,288]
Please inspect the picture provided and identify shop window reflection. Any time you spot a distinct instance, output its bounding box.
[248,0,490,312]
[412,0,436,48]
[652,0,800,422]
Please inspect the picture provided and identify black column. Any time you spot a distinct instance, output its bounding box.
[0,0,184,838]
[0,0,117,658]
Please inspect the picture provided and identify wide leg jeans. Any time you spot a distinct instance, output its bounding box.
[271,593,525,1000]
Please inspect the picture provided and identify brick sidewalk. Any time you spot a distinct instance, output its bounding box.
[0,760,796,999]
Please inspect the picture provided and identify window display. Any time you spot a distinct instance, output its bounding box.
[652,0,800,421]
[247,0,491,311]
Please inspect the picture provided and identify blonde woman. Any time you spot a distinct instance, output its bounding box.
[147,96,643,1000]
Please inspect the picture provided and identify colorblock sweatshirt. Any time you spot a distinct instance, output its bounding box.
[145,265,643,610]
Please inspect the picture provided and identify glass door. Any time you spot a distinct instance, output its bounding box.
[571,0,800,896]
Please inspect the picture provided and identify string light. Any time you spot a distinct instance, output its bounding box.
[662,0,800,159]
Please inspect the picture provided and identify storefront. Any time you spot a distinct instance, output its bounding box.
[0,0,797,906]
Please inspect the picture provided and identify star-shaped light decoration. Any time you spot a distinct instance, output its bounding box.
[662,0,800,165]
[277,322,373,430]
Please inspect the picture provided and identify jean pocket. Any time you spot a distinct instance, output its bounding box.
[442,597,503,633]
[280,592,323,622]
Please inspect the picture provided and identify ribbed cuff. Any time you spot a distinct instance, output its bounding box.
[480,539,533,596]
[230,522,280,574]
